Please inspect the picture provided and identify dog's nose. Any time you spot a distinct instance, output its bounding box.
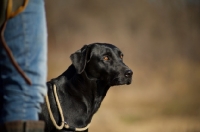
[124,70,133,78]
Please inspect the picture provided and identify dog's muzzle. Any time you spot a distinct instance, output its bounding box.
[124,70,133,85]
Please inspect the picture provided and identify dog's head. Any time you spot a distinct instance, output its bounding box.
[70,43,133,86]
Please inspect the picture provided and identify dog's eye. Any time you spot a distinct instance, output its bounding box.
[103,56,109,60]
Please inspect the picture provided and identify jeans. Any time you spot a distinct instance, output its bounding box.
[0,0,47,124]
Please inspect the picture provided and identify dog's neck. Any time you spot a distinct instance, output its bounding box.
[60,64,110,97]
[49,64,110,128]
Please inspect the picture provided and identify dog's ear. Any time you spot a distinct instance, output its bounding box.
[70,45,90,74]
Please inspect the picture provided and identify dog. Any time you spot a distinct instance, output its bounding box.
[39,43,133,132]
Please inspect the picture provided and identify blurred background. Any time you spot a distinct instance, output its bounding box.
[45,0,200,132]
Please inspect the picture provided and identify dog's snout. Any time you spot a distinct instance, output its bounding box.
[124,70,133,78]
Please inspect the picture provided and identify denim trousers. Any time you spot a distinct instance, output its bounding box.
[0,0,47,124]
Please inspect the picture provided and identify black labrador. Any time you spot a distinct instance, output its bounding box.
[39,43,133,132]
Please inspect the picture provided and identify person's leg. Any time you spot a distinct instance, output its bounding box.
[0,0,47,124]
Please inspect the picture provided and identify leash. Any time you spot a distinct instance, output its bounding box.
[0,0,31,85]
[45,84,91,131]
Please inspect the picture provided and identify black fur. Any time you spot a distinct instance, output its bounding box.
[39,43,133,132]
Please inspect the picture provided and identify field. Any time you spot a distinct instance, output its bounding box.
[46,0,200,131]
